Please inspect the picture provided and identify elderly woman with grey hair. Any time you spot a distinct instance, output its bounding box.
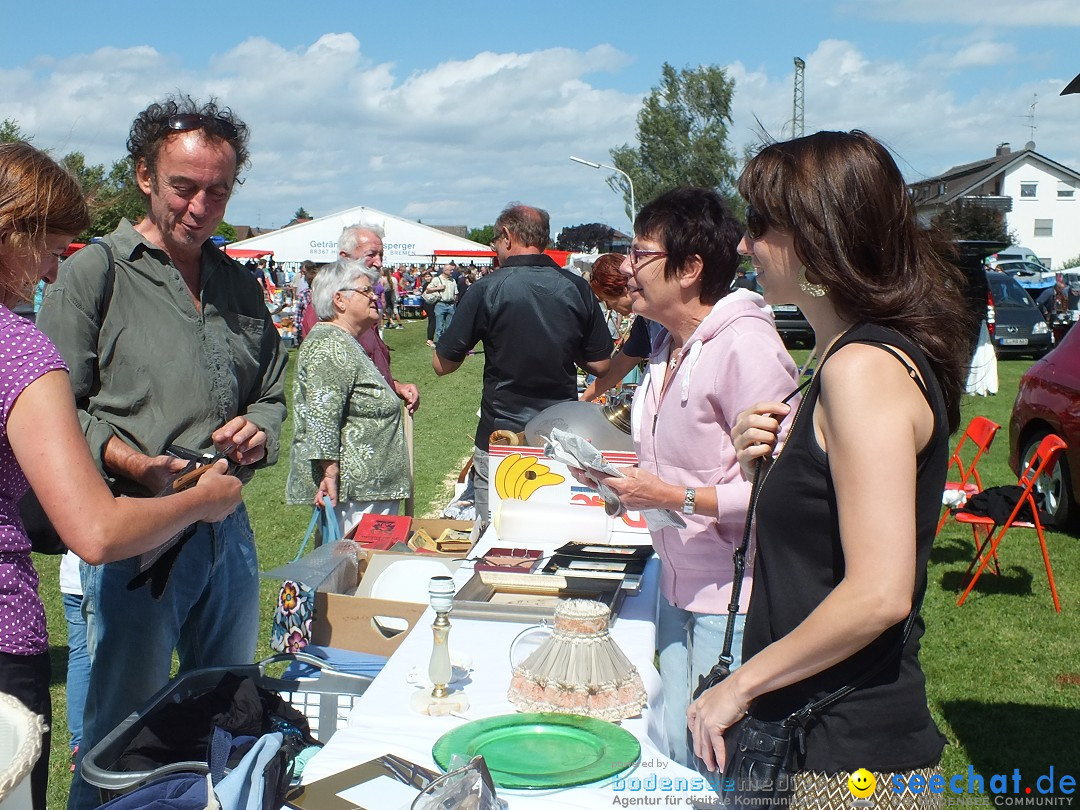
[286,258,411,534]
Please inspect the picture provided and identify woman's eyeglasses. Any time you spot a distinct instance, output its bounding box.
[339,286,377,302]
[746,205,768,240]
[628,248,668,269]
[164,113,239,140]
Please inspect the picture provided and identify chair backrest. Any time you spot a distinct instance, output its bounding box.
[1018,434,1068,490]
[949,416,1001,488]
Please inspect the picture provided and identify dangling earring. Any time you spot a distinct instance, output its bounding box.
[798,267,828,298]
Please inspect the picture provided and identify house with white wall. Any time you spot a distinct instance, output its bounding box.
[909,142,1080,269]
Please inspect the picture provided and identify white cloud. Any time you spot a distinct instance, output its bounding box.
[846,0,1080,26]
[1,36,642,232]
[922,40,1018,71]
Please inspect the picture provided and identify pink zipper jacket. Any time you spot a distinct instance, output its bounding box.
[631,289,798,613]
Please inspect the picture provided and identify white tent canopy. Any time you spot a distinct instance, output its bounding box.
[228,205,489,265]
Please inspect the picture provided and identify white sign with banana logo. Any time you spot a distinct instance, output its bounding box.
[487,445,650,541]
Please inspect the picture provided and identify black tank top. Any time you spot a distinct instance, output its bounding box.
[742,323,947,772]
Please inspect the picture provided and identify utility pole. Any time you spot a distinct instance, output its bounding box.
[793,57,805,139]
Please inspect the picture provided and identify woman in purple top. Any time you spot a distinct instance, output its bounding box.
[0,142,245,809]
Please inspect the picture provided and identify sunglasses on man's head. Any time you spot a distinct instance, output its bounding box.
[746,205,768,241]
[165,113,239,140]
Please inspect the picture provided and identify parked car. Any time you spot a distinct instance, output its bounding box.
[1009,321,1080,529]
[986,245,1048,270]
[985,270,1053,358]
[994,260,1055,298]
[754,282,813,347]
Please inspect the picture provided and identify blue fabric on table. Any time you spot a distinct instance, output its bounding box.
[281,645,388,679]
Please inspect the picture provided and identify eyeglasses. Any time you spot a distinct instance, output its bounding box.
[164,113,239,140]
[339,286,377,302]
[628,248,668,269]
[488,229,506,251]
[746,205,768,241]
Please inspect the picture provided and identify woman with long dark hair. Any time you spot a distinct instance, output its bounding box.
[688,130,972,802]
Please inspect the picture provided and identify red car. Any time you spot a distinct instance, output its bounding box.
[1009,321,1080,529]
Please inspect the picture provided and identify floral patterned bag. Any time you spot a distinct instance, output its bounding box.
[270,502,341,654]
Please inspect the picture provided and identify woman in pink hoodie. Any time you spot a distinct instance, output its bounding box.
[592,187,798,766]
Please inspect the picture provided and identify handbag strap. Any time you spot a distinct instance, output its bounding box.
[709,376,812,676]
[290,496,341,562]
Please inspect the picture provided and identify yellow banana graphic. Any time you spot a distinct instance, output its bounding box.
[512,461,550,500]
[502,455,538,500]
[494,452,521,501]
[516,469,566,500]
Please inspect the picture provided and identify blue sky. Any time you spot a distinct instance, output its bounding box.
[3,0,1080,236]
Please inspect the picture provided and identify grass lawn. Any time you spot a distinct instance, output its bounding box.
[33,327,1078,807]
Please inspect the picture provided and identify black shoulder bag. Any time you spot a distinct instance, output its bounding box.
[688,367,923,808]
[20,241,115,555]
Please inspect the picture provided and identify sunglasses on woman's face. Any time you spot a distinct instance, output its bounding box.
[746,205,768,241]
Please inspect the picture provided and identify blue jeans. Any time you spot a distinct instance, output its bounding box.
[656,598,745,767]
[63,592,90,751]
[68,504,260,810]
[434,301,455,341]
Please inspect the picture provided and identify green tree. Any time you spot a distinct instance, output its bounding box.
[294,206,311,220]
[62,152,106,198]
[0,118,31,143]
[467,225,495,246]
[555,223,617,252]
[930,199,1014,244]
[609,63,738,217]
[83,160,145,239]
[214,221,238,242]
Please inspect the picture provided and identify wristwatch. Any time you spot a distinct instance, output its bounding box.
[682,487,697,516]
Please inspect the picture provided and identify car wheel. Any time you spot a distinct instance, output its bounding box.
[1021,434,1074,530]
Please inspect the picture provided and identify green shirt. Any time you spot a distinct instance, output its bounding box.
[37,219,288,494]
[286,323,411,504]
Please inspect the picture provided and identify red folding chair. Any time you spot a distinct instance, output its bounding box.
[955,434,1066,611]
[936,416,1001,536]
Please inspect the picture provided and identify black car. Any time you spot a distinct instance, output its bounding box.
[752,281,813,347]
[768,302,814,347]
[986,270,1053,358]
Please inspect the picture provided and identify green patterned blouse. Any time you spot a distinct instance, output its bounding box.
[286,323,411,504]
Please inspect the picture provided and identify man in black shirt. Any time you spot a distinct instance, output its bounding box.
[433,204,613,522]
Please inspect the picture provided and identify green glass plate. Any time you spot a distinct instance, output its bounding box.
[432,712,641,790]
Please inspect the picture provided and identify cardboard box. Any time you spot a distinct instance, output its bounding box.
[408,518,476,555]
[487,444,650,541]
[309,551,460,657]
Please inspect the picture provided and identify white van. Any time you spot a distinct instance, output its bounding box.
[986,245,1049,269]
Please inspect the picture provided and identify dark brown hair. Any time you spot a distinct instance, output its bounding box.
[633,187,743,306]
[738,130,973,430]
[0,141,89,298]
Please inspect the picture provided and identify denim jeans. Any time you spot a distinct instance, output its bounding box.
[656,597,745,767]
[471,446,491,526]
[62,592,90,751]
[433,301,455,341]
[68,504,260,810]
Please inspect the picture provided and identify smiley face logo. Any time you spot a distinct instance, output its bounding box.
[848,768,876,799]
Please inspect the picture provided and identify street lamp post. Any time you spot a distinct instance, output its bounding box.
[569,155,636,224]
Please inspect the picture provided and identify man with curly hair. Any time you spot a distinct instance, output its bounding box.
[38,94,287,810]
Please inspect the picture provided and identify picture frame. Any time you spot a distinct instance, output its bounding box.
[451,570,625,623]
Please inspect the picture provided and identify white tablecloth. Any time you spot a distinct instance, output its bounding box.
[301,532,716,808]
